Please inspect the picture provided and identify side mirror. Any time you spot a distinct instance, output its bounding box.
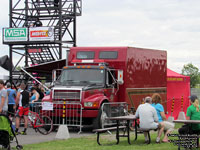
[52,70,57,82]
[117,80,124,85]
[117,70,124,85]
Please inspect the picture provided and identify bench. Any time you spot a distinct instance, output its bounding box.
[135,128,157,144]
[93,126,126,145]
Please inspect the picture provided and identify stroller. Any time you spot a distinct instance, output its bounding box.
[0,114,23,150]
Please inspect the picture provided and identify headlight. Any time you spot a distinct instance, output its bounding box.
[84,102,93,107]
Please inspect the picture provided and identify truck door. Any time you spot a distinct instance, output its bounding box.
[106,70,117,102]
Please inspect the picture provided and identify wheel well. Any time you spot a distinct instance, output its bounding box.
[100,100,109,107]
[93,100,109,129]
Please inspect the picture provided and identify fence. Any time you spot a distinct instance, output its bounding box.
[101,102,128,128]
[30,101,83,133]
[29,102,128,131]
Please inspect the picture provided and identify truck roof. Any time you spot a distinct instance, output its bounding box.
[69,47,166,69]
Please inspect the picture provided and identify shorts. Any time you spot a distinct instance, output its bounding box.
[152,122,159,130]
[16,106,29,117]
[8,104,15,116]
[140,122,159,130]
[163,121,175,132]
[0,111,7,115]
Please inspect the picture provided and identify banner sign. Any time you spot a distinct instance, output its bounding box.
[167,77,184,82]
[28,48,42,53]
[3,28,28,42]
[29,27,54,41]
[42,102,53,110]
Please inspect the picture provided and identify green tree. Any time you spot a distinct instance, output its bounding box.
[181,63,200,88]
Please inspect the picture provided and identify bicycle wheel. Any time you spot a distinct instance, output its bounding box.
[36,115,53,135]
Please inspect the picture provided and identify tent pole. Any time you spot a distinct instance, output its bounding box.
[9,45,13,84]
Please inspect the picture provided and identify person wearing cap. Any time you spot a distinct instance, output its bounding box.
[29,87,40,112]
[33,18,42,27]
[34,83,44,100]
[178,95,200,134]
[136,96,164,143]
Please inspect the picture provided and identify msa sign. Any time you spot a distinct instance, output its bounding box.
[3,28,28,42]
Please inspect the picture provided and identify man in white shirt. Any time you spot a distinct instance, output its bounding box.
[136,96,164,143]
[0,80,8,115]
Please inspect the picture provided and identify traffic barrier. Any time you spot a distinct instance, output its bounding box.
[56,125,70,140]
[177,96,186,120]
[168,97,175,122]
[29,101,83,133]
[101,102,128,128]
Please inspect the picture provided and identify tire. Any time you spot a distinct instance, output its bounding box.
[16,145,23,150]
[4,144,10,150]
[36,115,53,135]
[93,103,110,129]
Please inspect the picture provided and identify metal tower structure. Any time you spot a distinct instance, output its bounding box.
[4,0,82,85]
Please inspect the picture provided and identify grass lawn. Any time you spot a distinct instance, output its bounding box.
[0,123,185,150]
[23,133,181,150]
[17,124,184,150]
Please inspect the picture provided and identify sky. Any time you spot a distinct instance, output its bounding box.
[0,0,200,75]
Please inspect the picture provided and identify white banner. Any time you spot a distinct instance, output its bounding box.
[29,27,54,41]
[42,102,53,110]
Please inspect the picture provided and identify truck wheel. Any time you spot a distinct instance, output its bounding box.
[93,103,110,129]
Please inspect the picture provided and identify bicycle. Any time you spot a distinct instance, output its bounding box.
[28,110,53,135]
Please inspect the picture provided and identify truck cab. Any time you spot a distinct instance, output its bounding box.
[52,63,122,128]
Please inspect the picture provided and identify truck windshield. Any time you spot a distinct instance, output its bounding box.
[58,69,105,86]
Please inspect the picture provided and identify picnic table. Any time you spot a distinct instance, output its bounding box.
[106,115,137,144]
[174,120,200,124]
[173,120,200,149]
[94,114,159,145]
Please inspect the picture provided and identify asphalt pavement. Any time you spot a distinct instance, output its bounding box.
[11,126,93,147]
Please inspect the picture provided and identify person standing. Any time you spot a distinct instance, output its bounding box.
[30,87,40,112]
[135,96,164,143]
[15,83,30,135]
[0,80,8,115]
[6,83,16,118]
[33,18,43,27]
[54,0,59,7]
[34,83,44,100]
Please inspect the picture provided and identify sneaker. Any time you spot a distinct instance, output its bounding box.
[15,131,20,135]
[156,137,160,143]
[20,131,27,135]
[145,140,149,144]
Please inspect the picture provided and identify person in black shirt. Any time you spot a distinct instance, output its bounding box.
[54,0,59,7]
[15,83,30,135]
[33,18,43,27]
[34,83,44,100]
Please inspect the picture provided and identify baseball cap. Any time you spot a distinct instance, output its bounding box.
[189,95,198,103]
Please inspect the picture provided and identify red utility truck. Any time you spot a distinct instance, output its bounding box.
[43,47,167,129]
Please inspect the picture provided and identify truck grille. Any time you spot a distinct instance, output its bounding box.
[53,90,81,101]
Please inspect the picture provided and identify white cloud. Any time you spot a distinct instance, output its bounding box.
[77,0,200,73]
[1,0,200,74]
